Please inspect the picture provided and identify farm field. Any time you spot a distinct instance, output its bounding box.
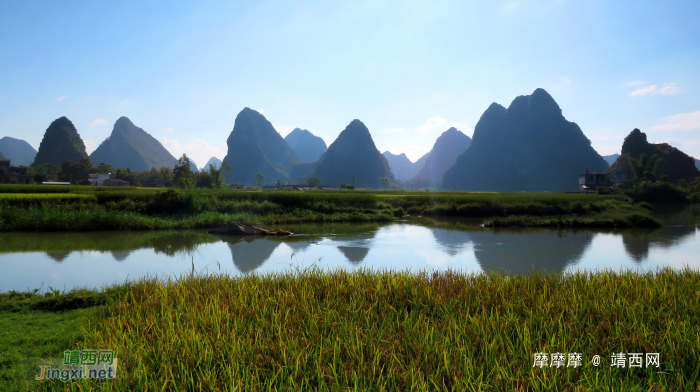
[0,185,660,231]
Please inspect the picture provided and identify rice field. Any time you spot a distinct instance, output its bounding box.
[27,267,698,391]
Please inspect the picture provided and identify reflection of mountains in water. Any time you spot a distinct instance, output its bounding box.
[422,223,592,275]
[214,235,282,274]
[471,229,594,275]
[0,231,218,264]
[622,226,696,262]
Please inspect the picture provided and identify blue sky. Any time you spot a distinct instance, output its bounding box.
[1,0,699,167]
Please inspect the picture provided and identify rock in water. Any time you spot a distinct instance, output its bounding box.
[208,222,293,236]
[409,127,471,188]
[0,137,37,166]
[285,128,327,163]
[222,108,299,185]
[32,117,88,167]
[310,119,395,188]
[90,117,178,171]
[606,128,700,182]
[442,88,608,191]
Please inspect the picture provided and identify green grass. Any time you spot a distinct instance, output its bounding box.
[483,213,663,228]
[3,268,699,391]
[0,185,661,231]
[0,289,110,392]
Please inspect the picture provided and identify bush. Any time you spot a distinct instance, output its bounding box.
[624,182,688,203]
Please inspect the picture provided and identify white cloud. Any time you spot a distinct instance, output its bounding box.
[504,1,517,11]
[121,99,129,104]
[89,119,108,128]
[164,128,174,133]
[381,127,408,134]
[56,96,69,102]
[415,117,458,132]
[630,82,681,97]
[657,82,681,95]
[650,111,700,132]
[623,81,646,87]
[682,140,700,146]
[630,85,658,97]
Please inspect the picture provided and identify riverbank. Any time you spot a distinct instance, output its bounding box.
[0,185,663,231]
[3,268,698,391]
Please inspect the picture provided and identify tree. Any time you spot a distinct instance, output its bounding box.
[306,177,322,187]
[95,162,113,173]
[382,178,389,189]
[255,172,265,187]
[628,153,666,183]
[173,154,195,188]
[209,160,232,189]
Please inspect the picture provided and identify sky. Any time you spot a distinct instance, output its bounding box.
[1,0,699,168]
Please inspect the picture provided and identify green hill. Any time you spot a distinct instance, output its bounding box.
[32,117,88,167]
[442,88,608,191]
[90,117,178,171]
[222,108,300,185]
[310,119,395,188]
[0,137,37,166]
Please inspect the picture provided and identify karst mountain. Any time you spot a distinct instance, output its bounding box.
[442,88,609,191]
[222,108,300,185]
[284,128,327,163]
[90,117,178,172]
[409,127,471,188]
[32,117,89,167]
[606,128,700,182]
[310,119,395,188]
[382,152,423,182]
[0,137,37,166]
[204,157,223,171]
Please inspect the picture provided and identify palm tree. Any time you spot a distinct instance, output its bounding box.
[209,160,232,189]
[628,153,666,182]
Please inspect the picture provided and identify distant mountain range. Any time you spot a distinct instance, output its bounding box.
[0,149,5,160]
[311,119,395,188]
[204,157,222,171]
[695,158,700,171]
[606,128,700,182]
[409,127,471,188]
[382,152,423,182]
[442,88,609,191]
[0,137,37,166]
[284,128,327,163]
[222,108,300,185]
[603,153,620,165]
[90,117,178,171]
[32,117,89,167]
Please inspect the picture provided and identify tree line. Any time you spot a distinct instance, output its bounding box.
[26,154,233,189]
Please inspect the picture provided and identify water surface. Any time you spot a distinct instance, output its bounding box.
[1,204,698,292]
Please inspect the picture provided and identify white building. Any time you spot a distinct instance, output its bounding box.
[88,172,111,186]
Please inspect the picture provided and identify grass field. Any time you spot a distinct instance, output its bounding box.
[0,185,660,231]
[2,268,698,391]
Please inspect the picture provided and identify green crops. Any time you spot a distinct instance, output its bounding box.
[53,268,700,391]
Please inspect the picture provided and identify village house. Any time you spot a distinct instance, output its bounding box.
[0,159,31,184]
[579,168,610,191]
[88,172,111,186]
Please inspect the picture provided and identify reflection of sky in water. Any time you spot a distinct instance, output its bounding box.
[0,223,698,292]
